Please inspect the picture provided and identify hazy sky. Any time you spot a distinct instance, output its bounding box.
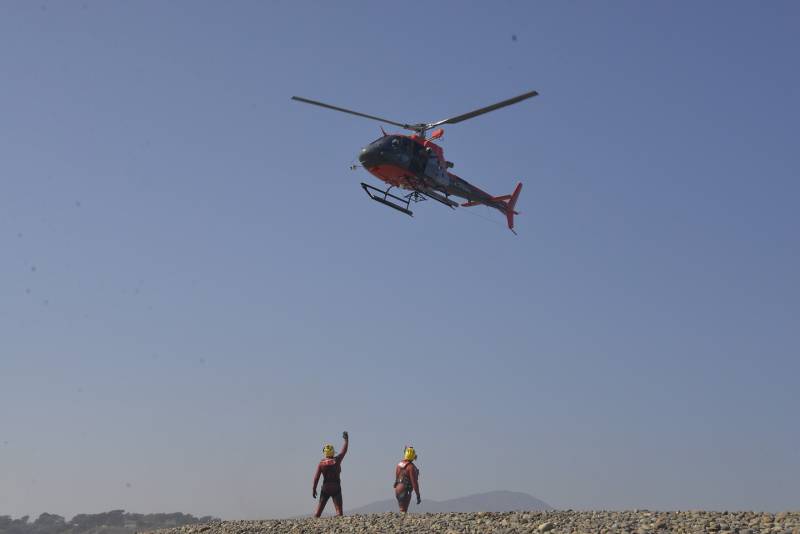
[1,0,798,520]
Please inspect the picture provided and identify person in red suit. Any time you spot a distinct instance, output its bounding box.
[312,431,349,517]
[394,445,421,512]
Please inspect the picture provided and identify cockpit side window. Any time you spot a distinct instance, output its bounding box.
[367,136,387,148]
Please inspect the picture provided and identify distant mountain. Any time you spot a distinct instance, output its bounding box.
[347,490,553,514]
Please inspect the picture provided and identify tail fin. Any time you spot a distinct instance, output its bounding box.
[460,182,523,233]
[504,182,523,234]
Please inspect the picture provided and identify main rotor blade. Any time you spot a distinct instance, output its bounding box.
[291,96,412,130]
[425,90,538,130]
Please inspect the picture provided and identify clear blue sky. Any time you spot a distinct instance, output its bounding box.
[1,0,798,520]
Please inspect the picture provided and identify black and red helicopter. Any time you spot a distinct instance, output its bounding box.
[292,90,538,234]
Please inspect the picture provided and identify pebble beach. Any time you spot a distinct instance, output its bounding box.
[150,510,800,534]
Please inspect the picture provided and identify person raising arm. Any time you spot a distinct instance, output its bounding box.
[312,431,349,517]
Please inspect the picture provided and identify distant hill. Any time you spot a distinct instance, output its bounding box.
[347,490,552,514]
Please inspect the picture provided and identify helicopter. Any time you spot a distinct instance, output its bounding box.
[291,90,538,234]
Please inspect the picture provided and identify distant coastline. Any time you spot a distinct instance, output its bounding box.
[0,511,218,534]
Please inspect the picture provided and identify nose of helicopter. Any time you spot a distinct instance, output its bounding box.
[358,145,383,168]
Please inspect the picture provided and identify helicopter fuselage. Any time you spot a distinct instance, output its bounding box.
[358,134,503,211]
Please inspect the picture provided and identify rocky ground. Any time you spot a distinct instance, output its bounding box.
[149,511,800,534]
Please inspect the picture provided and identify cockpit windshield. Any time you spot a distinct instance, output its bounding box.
[366,135,411,154]
[361,135,424,171]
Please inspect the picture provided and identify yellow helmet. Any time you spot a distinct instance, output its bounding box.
[323,444,335,458]
[404,446,417,461]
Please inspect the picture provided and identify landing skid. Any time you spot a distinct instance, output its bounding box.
[418,187,459,209]
[361,182,460,217]
[361,183,425,216]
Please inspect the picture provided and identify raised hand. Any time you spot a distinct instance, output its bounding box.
[342,431,349,440]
